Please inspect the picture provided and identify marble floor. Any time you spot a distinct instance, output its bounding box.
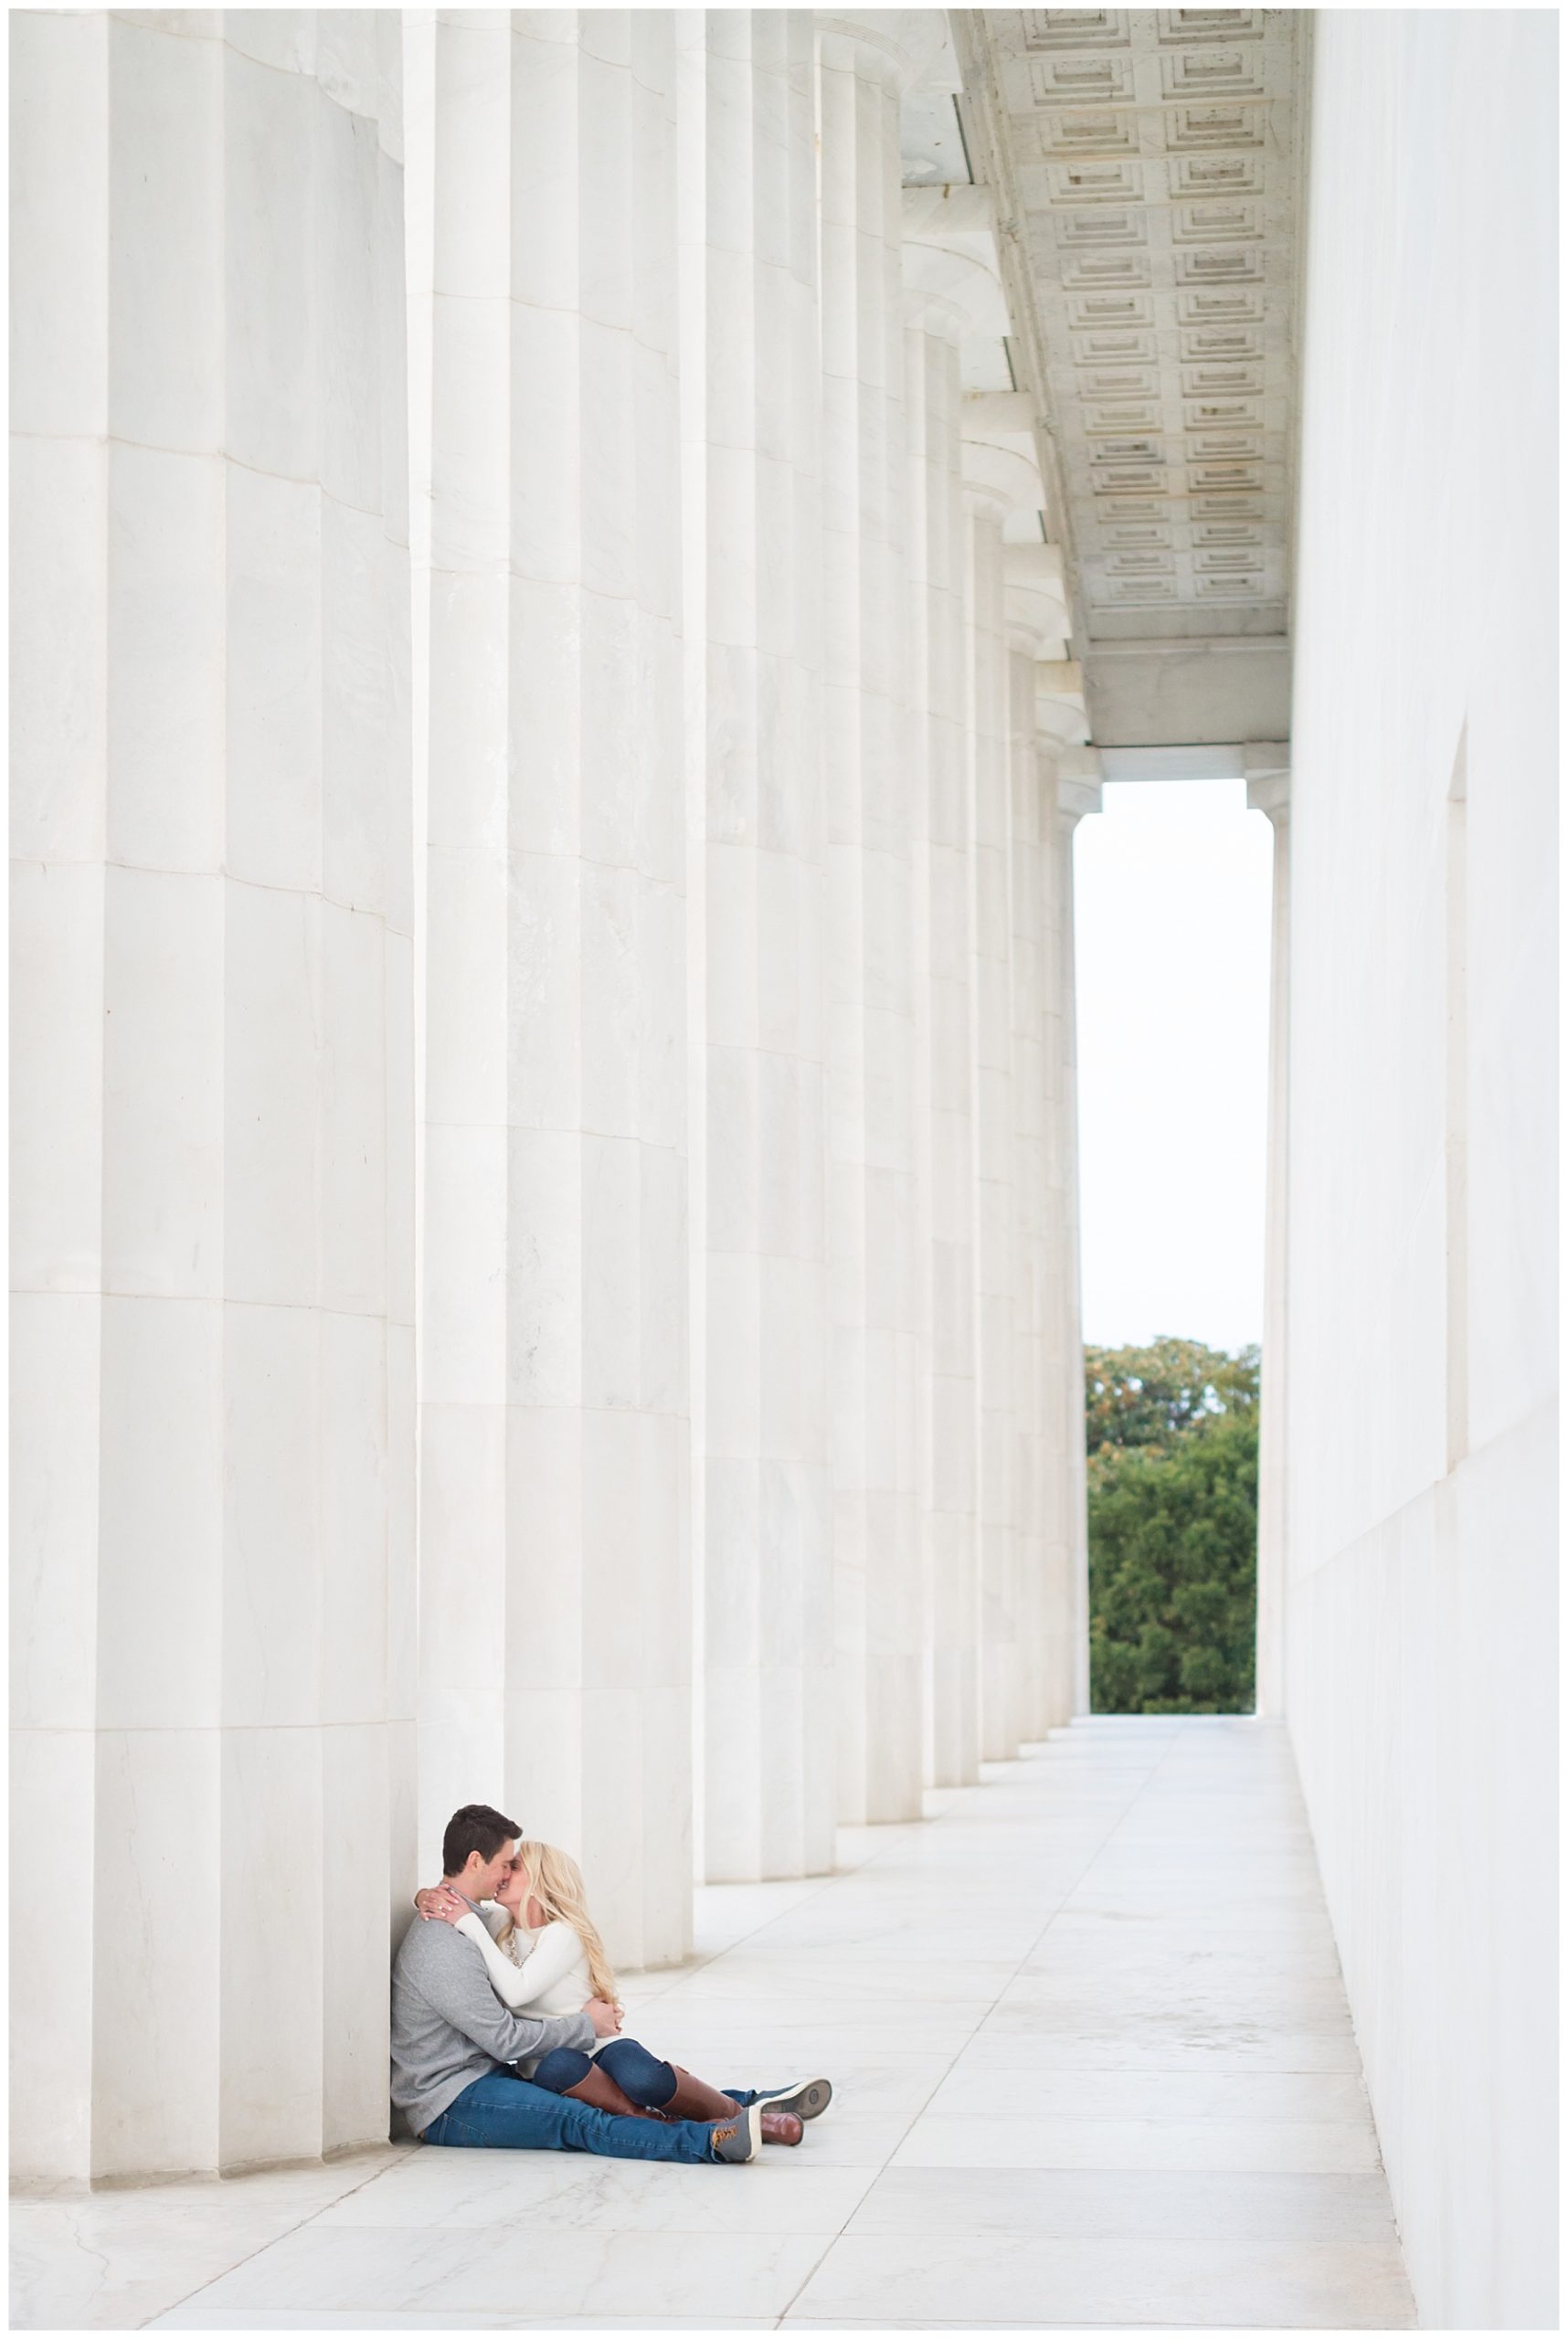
[11,1718,1416,2332]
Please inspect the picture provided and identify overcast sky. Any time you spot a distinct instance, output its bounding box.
[1073,780,1274,1357]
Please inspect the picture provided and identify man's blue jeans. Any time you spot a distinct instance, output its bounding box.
[420,2069,732,2162]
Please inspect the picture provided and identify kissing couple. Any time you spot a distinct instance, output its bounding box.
[391,1805,833,2165]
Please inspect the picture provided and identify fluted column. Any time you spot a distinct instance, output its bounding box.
[962,473,1019,1762]
[1002,546,1066,1743]
[1247,750,1291,1719]
[420,10,690,1968]
[678,11,832,1882]
[817,14,934,1824]
[11,11,414,2181]
[1006,556,1075,1741]
[1054,747,1104,1718]
[1026,739,1084,1736]
[1033,743,1075,1731]
[903,274,979,1789]
[901,200,1018,1782]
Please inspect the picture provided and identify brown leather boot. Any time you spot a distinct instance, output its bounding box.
[662,2067,803,2144]
[562,2064,668,2122]
[661,2063,747,2122]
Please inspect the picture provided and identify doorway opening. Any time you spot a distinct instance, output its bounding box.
[1072,778,1273,1714]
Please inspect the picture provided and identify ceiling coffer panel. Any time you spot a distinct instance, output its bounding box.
[980,6,1302,647]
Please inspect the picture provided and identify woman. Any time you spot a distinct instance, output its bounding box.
[417,1842,832,2144]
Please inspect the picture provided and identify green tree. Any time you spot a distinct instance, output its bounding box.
[1085,1335,1259,1457]
[1086,1339,1259,1715]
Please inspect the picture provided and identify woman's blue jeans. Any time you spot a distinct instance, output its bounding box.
[421,2069,722,2163]
[533,2037,677,2107]
[532,2037,759,2111]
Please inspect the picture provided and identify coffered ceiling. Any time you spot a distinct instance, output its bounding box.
[956,8,1308,746]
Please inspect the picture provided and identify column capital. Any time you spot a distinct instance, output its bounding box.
[1245,744,1291,824]
[965,388,1034,432]
[1004,541,1067,659]
[960,434,1043,524]
[901,281,967,340]
[1055,745,1104,824]
[900,237,1007,341]
[903,183,997,238]
[1036,657,1089,750]
[816,10,948,93]
[900,182,1017,364]
[960,462,1013,524]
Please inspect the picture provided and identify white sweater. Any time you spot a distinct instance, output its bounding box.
[456,1911,605,2050]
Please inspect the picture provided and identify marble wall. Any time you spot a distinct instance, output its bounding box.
[11,9,416,2182]
[1282,13,1558,2325]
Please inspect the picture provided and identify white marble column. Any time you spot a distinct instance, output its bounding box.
[1033,742,1075,1733]
[677,11,832,1882]
[1247,750,1291,1719]
[936,232,1051,1767]
[420,10,690,1969]
[900,198,1019,1783]
[1028,739,1081,1736]
[11,11,414,2182]
[962,475,1022,1762]
[1053,747,1104,1719]
[817,12,935,1825]
[1002,549,1066,1745]
[903,279,979,1790]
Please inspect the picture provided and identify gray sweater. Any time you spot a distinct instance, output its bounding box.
[390,1905,597,2135]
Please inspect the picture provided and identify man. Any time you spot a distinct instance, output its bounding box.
[392,1805,800,2164]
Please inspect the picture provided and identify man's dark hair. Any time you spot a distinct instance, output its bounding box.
[441,1804,521,1878]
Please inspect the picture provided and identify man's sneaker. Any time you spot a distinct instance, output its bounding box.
[708,2101,762,2164]
[753,2077,832,2122]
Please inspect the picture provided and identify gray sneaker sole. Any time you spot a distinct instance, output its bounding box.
[755,2077,832,2122]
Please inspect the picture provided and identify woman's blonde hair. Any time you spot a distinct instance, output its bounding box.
[501,1840,619,2006]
